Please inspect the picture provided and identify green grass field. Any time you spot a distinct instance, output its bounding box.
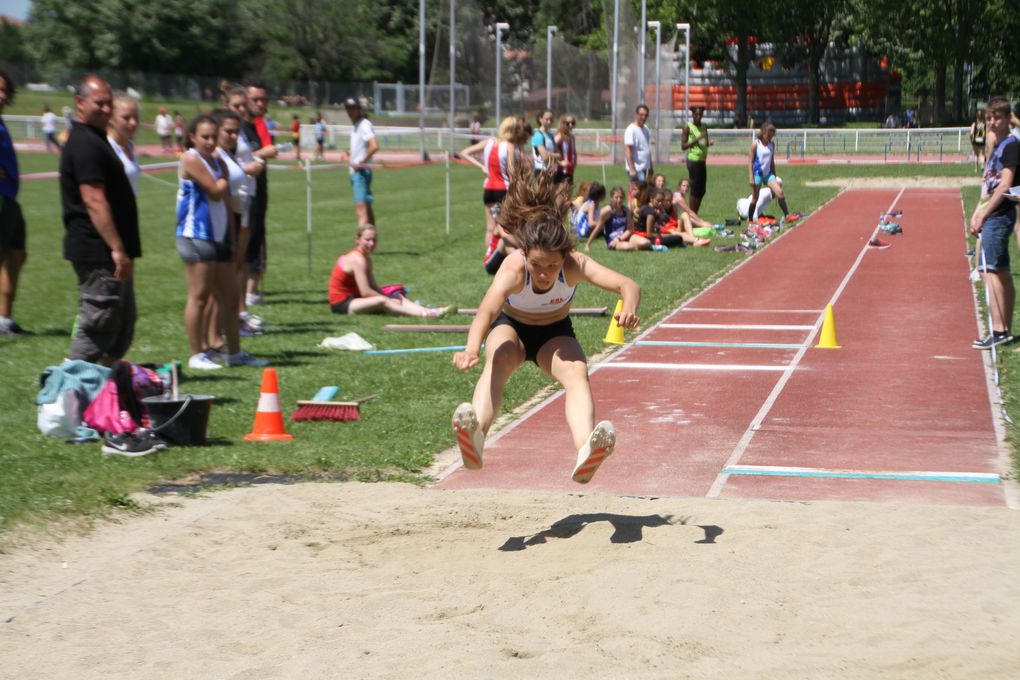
[0,155,1009,535]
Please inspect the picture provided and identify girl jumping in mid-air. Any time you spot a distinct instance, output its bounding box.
[451,166,641,484]
[747,122,800,227]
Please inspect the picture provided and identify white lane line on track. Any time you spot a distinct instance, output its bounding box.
[681,308,823,313]
[707,188,907,499]
[724,464,1000,484]
[660,323,816,330]
[602,362,790,372]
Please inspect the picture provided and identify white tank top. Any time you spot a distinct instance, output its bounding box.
[506,269,576,315]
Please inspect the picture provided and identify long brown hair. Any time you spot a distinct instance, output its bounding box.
[498,164,574,256]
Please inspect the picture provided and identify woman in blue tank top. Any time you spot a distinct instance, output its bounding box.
[450,166,642,485]
[177,114,265,371]
[584,186,647,251]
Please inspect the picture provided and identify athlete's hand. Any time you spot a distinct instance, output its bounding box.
[452,350,480,370]
[615,310,640,329]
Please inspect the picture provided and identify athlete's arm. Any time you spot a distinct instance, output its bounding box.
[570,253,640,328]
[453,255,525,370]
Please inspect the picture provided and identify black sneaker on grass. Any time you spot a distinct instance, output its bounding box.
[102,432,161,457]
[973,330,1014,350]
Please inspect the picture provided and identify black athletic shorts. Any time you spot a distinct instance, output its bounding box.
[482,189,507,205]
[0,196,26,252]
[686,159,707,199]
[330,295,355,314]
[490,312,575,364]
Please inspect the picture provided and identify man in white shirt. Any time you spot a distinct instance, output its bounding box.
[343,97,379,226]
[154,106,173,153]
[41,104,61,152]
[624,104,652,184]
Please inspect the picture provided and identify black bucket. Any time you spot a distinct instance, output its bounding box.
[143,395,214,446]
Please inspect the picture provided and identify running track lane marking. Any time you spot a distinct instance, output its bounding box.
[637,340,806,349]
[660,323,816,330]
[724,465,1000,484]
[603,362,789,372]
[681,308,823,314]
[706,188,907,499]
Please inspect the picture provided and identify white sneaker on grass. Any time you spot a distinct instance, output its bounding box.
[452,402,484,469]
[188,351,224,371]
[226,350,268,367]
[571,421,616,484]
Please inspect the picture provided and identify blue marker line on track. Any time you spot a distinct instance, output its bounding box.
[723,466,1000,484]
[637,340,806,349]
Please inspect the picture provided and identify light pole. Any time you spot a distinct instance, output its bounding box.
[546,25,557,111]
[676,23,690,127]
[610,0,620,164]
[495,22,509,125]
[648,20,661,164]
[448,0,456,157]
[419,0,426,161]
[638,0,647,104]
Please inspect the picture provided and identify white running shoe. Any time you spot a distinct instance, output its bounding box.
[226,350,269,367]
[571,421,616,484]
[452,402,485,469]
[188,351,224,371]
[428,305,458,319]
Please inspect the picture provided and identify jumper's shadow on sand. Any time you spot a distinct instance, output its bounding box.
[498,514,723,551]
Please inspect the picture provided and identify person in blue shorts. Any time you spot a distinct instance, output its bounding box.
[747,122,799,227]
[343,98,378,226]
[971,97,1020,350]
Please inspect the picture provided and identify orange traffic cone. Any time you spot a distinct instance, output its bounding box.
[245,368,293,441]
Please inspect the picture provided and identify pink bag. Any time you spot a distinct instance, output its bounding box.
[83,379,140,435]
[380,283,408,298]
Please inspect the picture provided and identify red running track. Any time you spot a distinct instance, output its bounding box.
[438,188,1017,507]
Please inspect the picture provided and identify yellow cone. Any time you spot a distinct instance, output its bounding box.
[815,304,841,349]
[604,300,626,344]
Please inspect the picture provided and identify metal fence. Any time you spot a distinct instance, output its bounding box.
[7,113,971,165]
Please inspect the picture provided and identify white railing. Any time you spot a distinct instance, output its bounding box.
[7,114,970,163]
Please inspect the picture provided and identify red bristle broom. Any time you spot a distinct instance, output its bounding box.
[292,387,378,422]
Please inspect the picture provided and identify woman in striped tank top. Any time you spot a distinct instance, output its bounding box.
[461,116,530,274]
[451,165,641,484]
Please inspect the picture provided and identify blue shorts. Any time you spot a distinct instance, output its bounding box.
[978,208,1017,273]
[350,168,374,204]
[628,169,648,183]
[754,173,777,187]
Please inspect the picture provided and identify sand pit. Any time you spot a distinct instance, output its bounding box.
[2,482,1019,679]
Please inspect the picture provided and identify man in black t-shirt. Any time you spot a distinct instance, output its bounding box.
[970,97,1020,350]
[60,75,140,363]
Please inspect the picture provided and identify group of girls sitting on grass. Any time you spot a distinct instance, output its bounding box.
[574,177,716,251]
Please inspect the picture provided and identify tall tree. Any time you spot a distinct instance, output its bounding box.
[779,0,849,125]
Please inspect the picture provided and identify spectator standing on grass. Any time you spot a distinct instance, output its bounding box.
[747,122,800,227]
[291,114,301,161]
[681,106,713,214]
[470,113,483,145]
[314,113,326,160]
[971,97,1020,350]
[970,109,988,172]
[176,114,266,370]
[173,112,185,152]
[624,104,652,184]
[553,113,577,184]
[41,104,61,152]
[155,106,174,154]
[343,97,378,227]
[531,109,559,175]
[107,94,140,194]
[224,85,267,337]
[60,75,140,364]
[0,71,29,336]
[244,81,278,306]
